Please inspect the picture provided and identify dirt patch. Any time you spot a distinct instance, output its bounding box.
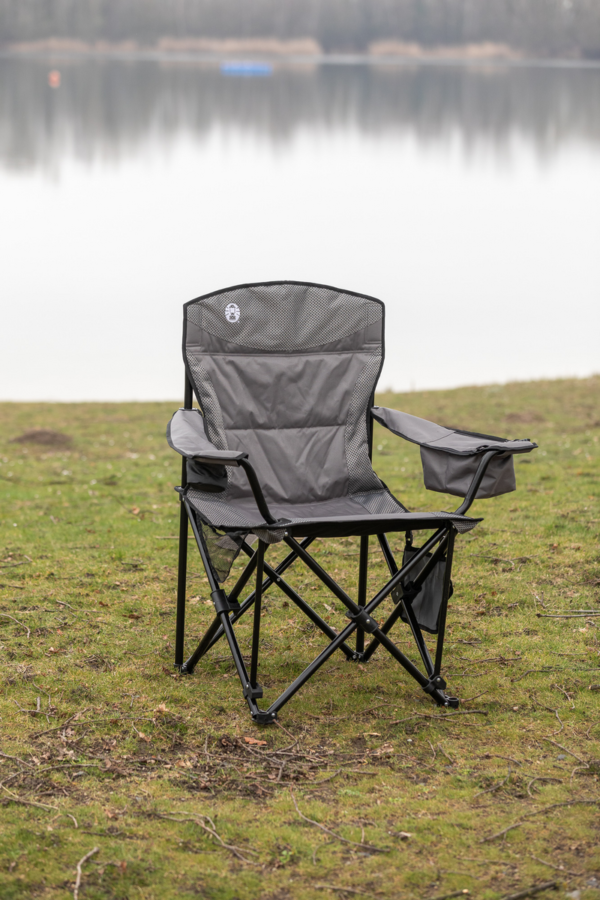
[11,429,72,447]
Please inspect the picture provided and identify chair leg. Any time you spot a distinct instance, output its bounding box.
[434,528,456,677]
[249,541,265,696]
[356,535,369,655]
[174,497,189,667]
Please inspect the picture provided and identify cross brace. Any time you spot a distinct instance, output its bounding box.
[176,498,458,724]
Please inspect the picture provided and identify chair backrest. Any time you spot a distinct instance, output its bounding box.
[184,281,385,507]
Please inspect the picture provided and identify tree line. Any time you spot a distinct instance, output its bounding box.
[1,0,599,58]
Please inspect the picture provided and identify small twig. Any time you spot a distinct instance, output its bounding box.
[309,768,343,786]
[273,719,297,741]
[73,847,99,900]
[480,822,523,843]
[430,892,470,900]
[55,600,87,614]
[540,738,586,765]
[35,712,155,736]
[12,698,40,717]
[497,881,557,900]
[527,777,561,798]
[1,784,59,813]
[485,754,522,766]
[460,692,489,703]
[537,613,600,618]
[474,765,511,798]
[0,751,34,768]
[0,614,31,638]
[427,740,437,761]
[529,855,582,876]
[314,885,376,897]
[290,790,387,853]
[480,798,600,843]
[390,709,487,725]
[437,744,455,765]
[155,813,258,864]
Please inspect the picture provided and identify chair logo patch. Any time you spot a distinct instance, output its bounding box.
[224,302,240,323]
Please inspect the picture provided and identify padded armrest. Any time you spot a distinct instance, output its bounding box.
[371,406,537,500]
[371,407,537,456]
[166,408,248,464]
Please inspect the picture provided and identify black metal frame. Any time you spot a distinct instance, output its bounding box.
[174,375,503,725]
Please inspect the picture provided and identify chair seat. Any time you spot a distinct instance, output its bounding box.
[186,486,479,540]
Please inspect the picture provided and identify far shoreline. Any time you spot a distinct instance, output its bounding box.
[1,37,600,69]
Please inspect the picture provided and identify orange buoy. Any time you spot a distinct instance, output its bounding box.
[48,70,61,88]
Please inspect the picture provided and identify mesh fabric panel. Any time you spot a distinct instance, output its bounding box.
[185,354,228,449]
[187,282,383,352]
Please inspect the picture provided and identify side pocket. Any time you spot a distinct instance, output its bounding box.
[397,546,453,635]
[420,447,516,498]
[186,460,227,493]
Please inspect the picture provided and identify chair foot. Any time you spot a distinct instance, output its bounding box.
[423,675,459,708]
[252,710,277,725]
[177,661,194,676]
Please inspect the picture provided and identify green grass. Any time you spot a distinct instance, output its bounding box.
[0,377,599,900]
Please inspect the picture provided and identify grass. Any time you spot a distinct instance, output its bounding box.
[0,376,599,900]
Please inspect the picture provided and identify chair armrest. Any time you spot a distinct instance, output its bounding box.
[371,407,537,456]
[166,408,248,465]
[371,406,537,503]
[166,409,277,524]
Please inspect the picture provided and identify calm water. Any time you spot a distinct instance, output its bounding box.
[1,57,599,400]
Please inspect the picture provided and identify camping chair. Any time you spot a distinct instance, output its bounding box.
[167,281,536,724]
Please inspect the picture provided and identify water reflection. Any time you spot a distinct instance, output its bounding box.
[1,58,600,171]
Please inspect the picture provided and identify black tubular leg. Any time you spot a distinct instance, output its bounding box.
[180,549,258,673]
[266,621,358,715]
[228,548,259,603]
[174,377,193,667]
[377,533,399,577]
[181,615,222,674]
[434,528,456,677]
[284,535,362,615]
[175,497,189,667]
[356,535,369,654]
[250,541,265,689]
[363,531,448,664]
[370,626,431,688]
[218,609,262,718]
[202,536,316,656]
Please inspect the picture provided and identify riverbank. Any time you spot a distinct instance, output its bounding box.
[1,376,599,897]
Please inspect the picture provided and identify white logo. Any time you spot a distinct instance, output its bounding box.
[225,302,240,323]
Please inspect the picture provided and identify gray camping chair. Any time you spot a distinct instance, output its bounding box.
[167,281,537,724]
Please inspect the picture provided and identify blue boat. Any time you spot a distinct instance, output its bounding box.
[220,61,273,77]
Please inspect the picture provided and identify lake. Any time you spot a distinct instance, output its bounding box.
[1,56,599,400]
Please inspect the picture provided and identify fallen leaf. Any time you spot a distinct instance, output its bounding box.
[244,736,267,746]
[132,507,140,515]
[154,702,169,714]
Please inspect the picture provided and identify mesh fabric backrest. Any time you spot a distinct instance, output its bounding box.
[184,281,385,508]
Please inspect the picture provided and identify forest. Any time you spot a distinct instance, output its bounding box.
[0,0,599,59]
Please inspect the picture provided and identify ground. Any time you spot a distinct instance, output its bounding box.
[0,376,599,900]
